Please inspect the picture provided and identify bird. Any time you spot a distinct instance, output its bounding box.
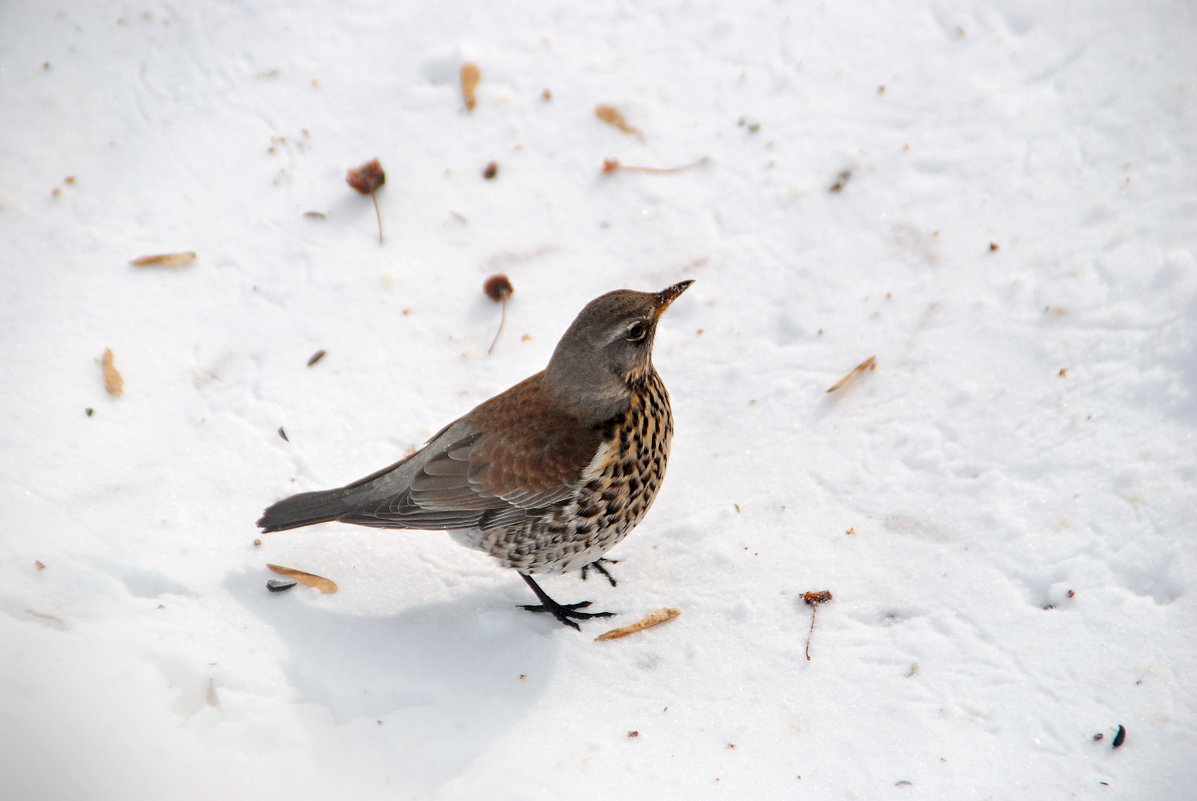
[257,280,693,629]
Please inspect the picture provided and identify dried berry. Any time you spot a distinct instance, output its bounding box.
[346,159,386,244]
[484,274,515,355]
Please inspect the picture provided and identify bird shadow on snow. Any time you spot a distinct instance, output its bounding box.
[225,567,559,785]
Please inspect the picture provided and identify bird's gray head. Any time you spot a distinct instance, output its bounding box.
[545,280,693,424]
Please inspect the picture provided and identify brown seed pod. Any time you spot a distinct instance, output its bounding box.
[801,590,833,661]
[484,274,515,355]
[346,159,386,244]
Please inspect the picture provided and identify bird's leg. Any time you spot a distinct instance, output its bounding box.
[518,573,615,630]
[579,558,620,587]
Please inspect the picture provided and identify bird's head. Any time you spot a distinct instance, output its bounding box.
[545,280,693,423]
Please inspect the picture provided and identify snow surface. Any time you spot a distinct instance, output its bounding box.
[2,1,1196,799]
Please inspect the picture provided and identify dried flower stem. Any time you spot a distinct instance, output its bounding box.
[802,590,833,661]
[371,192,383,244]
[605,156,710,175]
[488,299,508,355]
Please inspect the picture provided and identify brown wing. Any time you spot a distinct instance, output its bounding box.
[339,373,604,530]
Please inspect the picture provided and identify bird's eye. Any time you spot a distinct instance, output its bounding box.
[625,321,648,342]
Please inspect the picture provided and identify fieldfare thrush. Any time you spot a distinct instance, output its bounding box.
[257,281,693,629]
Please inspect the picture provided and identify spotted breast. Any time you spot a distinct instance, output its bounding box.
[476,369,673,574]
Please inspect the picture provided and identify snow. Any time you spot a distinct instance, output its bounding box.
[2,0,1196,798]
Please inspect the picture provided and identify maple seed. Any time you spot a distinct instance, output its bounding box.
[346,159,386,244]
[484,274,515,355]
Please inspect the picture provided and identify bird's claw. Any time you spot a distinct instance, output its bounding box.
[579,558,620,587]
[519,600,615,630]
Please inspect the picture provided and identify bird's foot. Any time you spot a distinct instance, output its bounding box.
[579,558,620,587]
[520,573,615,630]
[519,599,615,630]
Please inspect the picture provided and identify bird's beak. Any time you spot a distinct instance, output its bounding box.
[654,280,694,318]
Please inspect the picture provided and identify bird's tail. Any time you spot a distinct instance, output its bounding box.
[257,487,351,532]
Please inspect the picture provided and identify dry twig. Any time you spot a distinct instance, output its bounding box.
[602,156,709,175]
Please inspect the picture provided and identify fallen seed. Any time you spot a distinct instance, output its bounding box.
[826,355,876,393]
[595,104,642,137]
[596,608,681,641]
[461,62,481,110]
[129,251,197,267]
[267,579,297,593]
[266,563,338,593]
[101,348,124,397]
